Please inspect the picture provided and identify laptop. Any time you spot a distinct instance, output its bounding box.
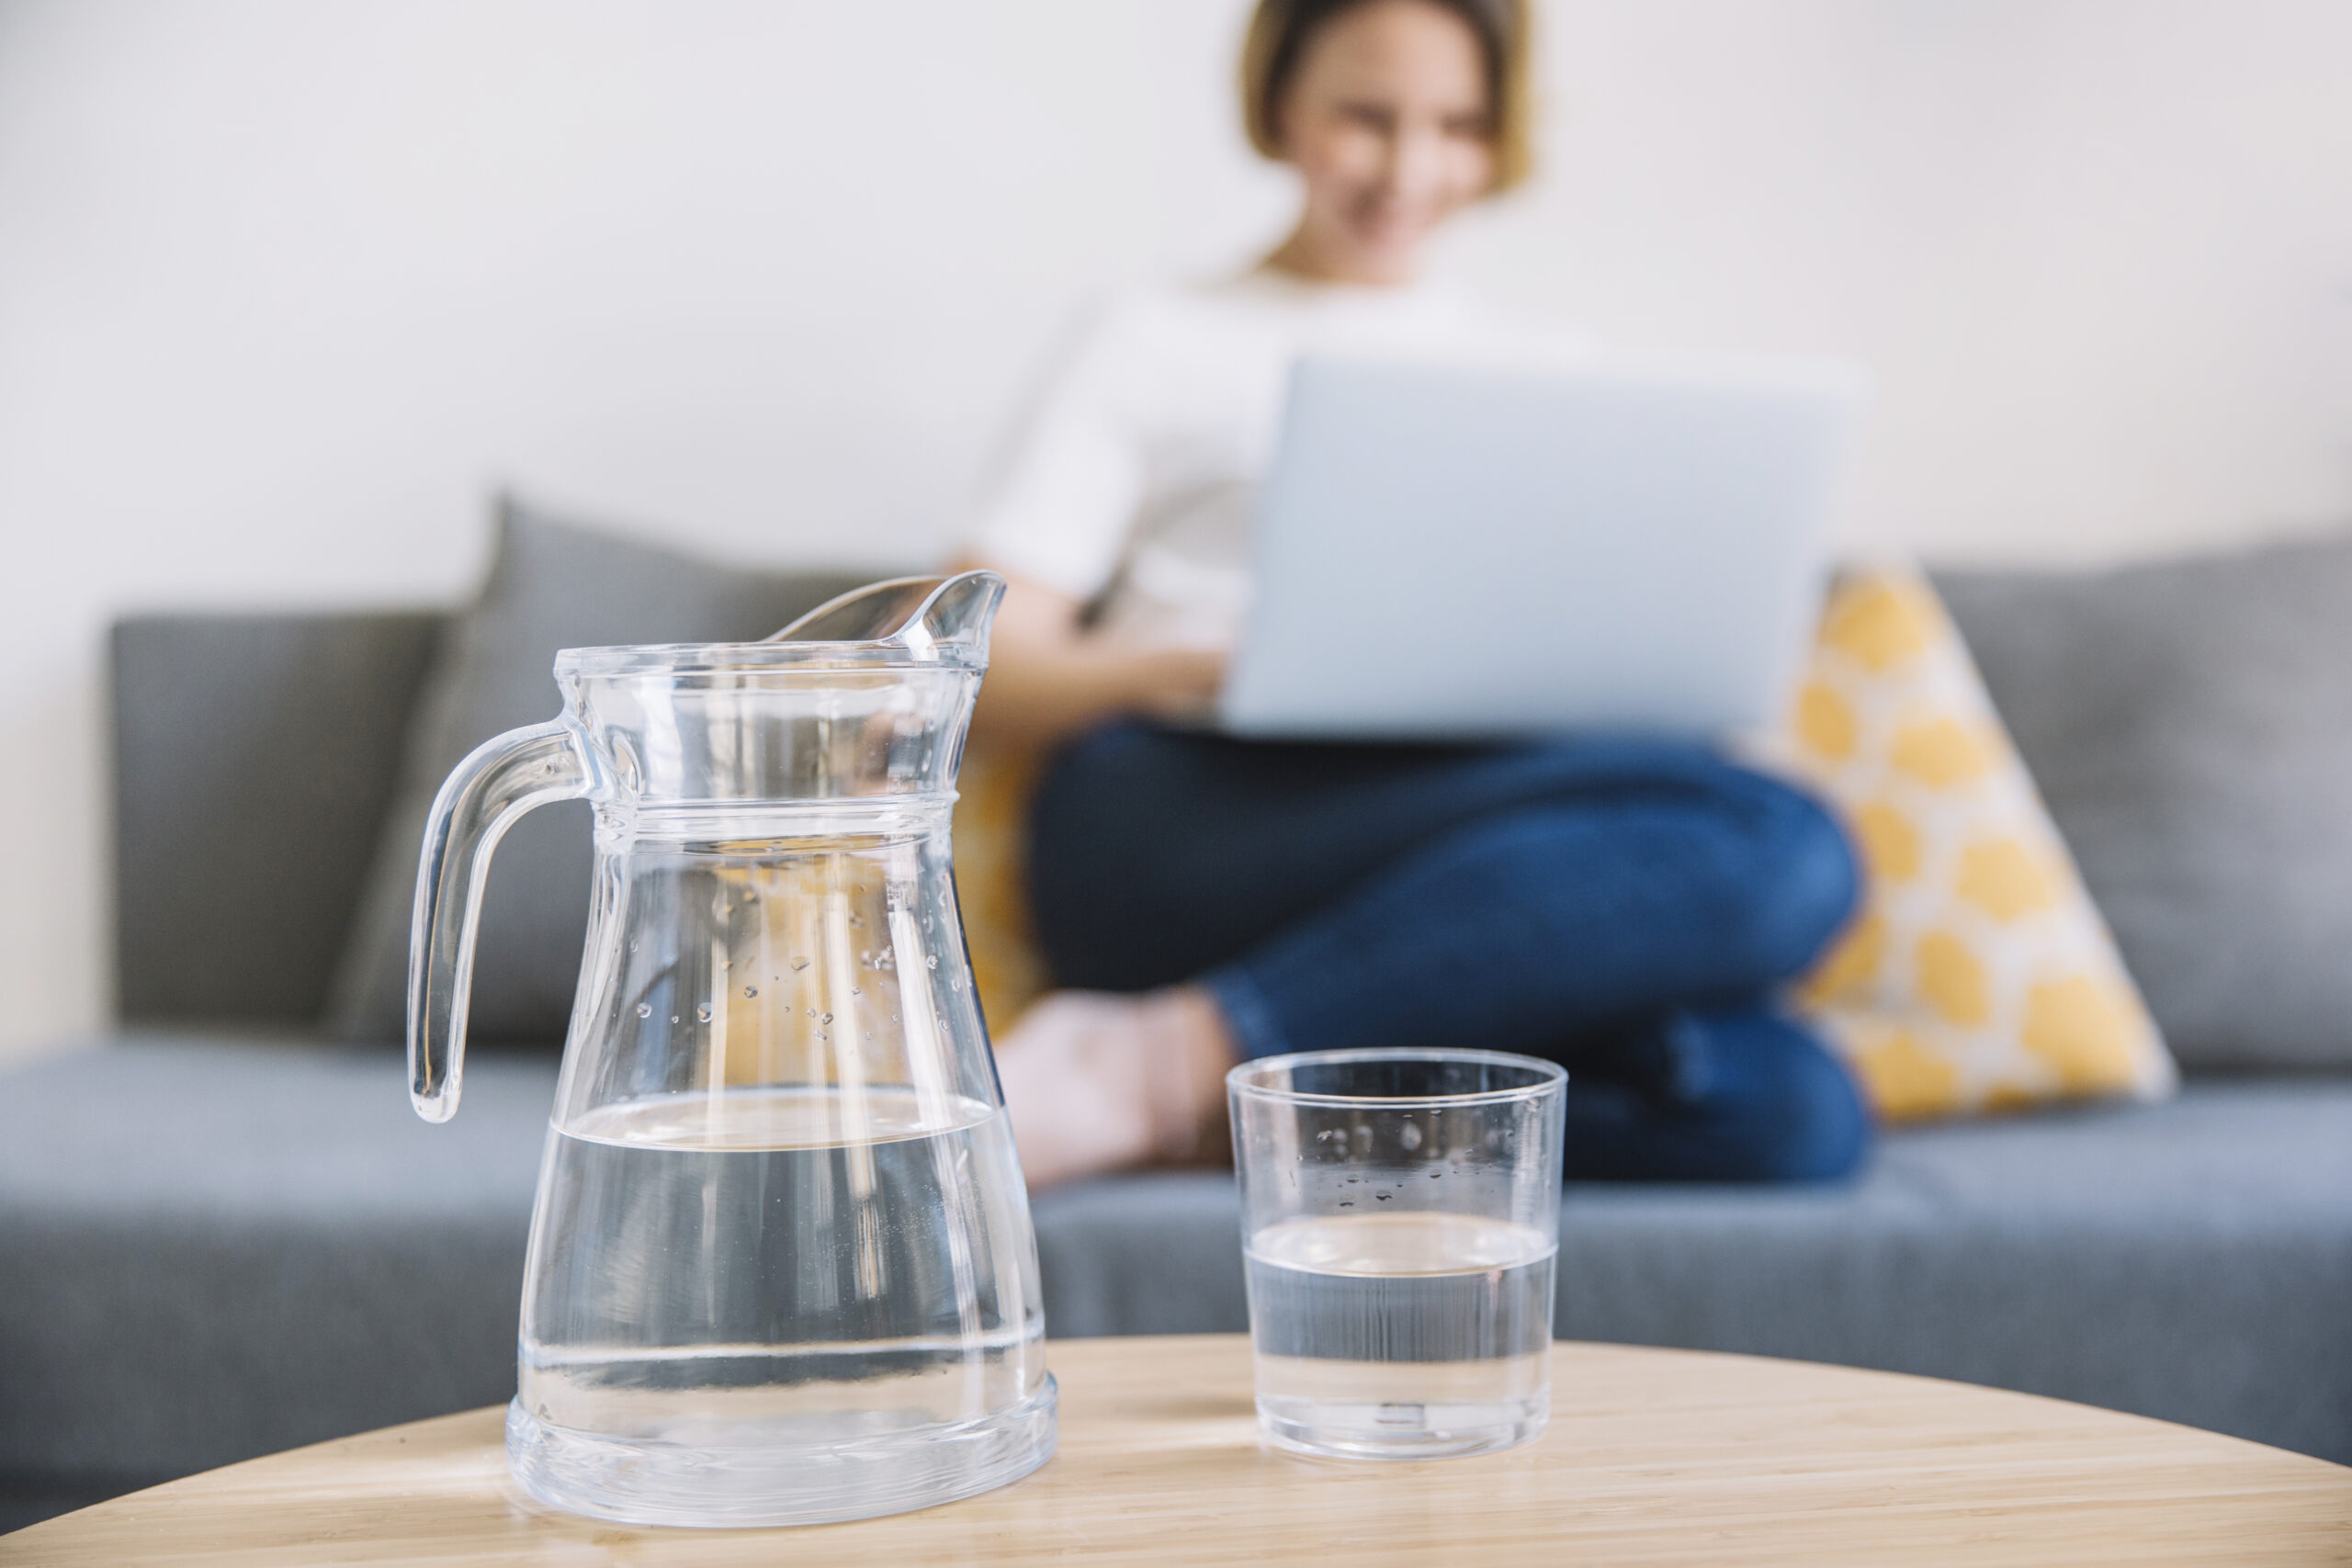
[1218,351,1867,740]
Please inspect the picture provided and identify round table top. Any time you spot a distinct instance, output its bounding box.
[10,1335,2350,1565]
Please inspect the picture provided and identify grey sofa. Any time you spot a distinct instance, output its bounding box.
[6,544,2350,1531]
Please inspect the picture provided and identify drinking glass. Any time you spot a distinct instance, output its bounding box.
[1227,1048,1566,1461]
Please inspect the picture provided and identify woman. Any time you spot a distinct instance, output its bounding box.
[962,0,1871,1189]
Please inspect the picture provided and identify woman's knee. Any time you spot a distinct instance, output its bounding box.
[1718,773,1861,984]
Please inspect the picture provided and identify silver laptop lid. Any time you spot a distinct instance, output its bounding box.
[1220,351,1866,740]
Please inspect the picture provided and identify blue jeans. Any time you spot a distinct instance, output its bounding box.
[1023,723,1871,1183]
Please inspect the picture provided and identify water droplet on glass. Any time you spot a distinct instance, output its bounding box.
[743,986,758,998]
[1338,1201,1355,1208]
[848,911,865,928]
[1399,1122,1422,1150]
[820,1012,833,1025]
[1374,1192,1392,1201]
[636,1003,651,1019]
[792,957,810,972]
[806,1008,817,1018]
[850,986,862,996]
[925,954,938,970]
[695,1004,712,1023]
[1429,1170,1442,1179]
[670,1015,679,1024]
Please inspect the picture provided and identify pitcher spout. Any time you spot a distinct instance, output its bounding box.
[899,571,1006,662]
[767,570,1005,662]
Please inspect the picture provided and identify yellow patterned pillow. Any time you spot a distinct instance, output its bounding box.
[1781,566,2176,1121]
[954,746,1054,1031]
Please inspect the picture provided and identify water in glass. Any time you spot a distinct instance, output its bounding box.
[1245,1211,1555,1457]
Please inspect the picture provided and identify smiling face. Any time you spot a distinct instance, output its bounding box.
[1269,0,1498,286]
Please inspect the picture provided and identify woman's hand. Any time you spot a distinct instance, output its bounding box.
[959,563,1227,749]
[1128,646,1228,725]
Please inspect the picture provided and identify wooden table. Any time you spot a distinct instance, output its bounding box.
[8,1335,2349,1565]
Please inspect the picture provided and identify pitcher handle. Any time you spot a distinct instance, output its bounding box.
[408,721,594,1122]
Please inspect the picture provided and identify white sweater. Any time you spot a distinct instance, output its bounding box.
[964,268,1484,651]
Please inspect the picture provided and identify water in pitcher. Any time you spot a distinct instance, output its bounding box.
[1244,1210,1555,1459]
[512,1084,1046,1525]
[408,571,1058,1525]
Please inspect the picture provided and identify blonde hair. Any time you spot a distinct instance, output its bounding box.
[1239,0,1534,195]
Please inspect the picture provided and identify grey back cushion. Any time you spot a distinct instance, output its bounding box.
[1935,532,2352,1072]
[114,613,443,1024]
[329,497,888,1044]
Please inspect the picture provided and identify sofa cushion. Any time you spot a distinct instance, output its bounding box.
[6,1040,2347,1506]
[111,613,443,1024]
[328,497,884,1044]
[0,1037,555,1489]
[1937,534,2352,1071]
[1034,1078,2352,1465]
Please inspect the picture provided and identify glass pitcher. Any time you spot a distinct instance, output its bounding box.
[404,570,1055,1528]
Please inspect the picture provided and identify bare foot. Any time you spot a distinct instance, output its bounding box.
[992,986,1238,1190]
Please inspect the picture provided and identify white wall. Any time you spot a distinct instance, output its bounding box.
[3,0,2347,1061]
